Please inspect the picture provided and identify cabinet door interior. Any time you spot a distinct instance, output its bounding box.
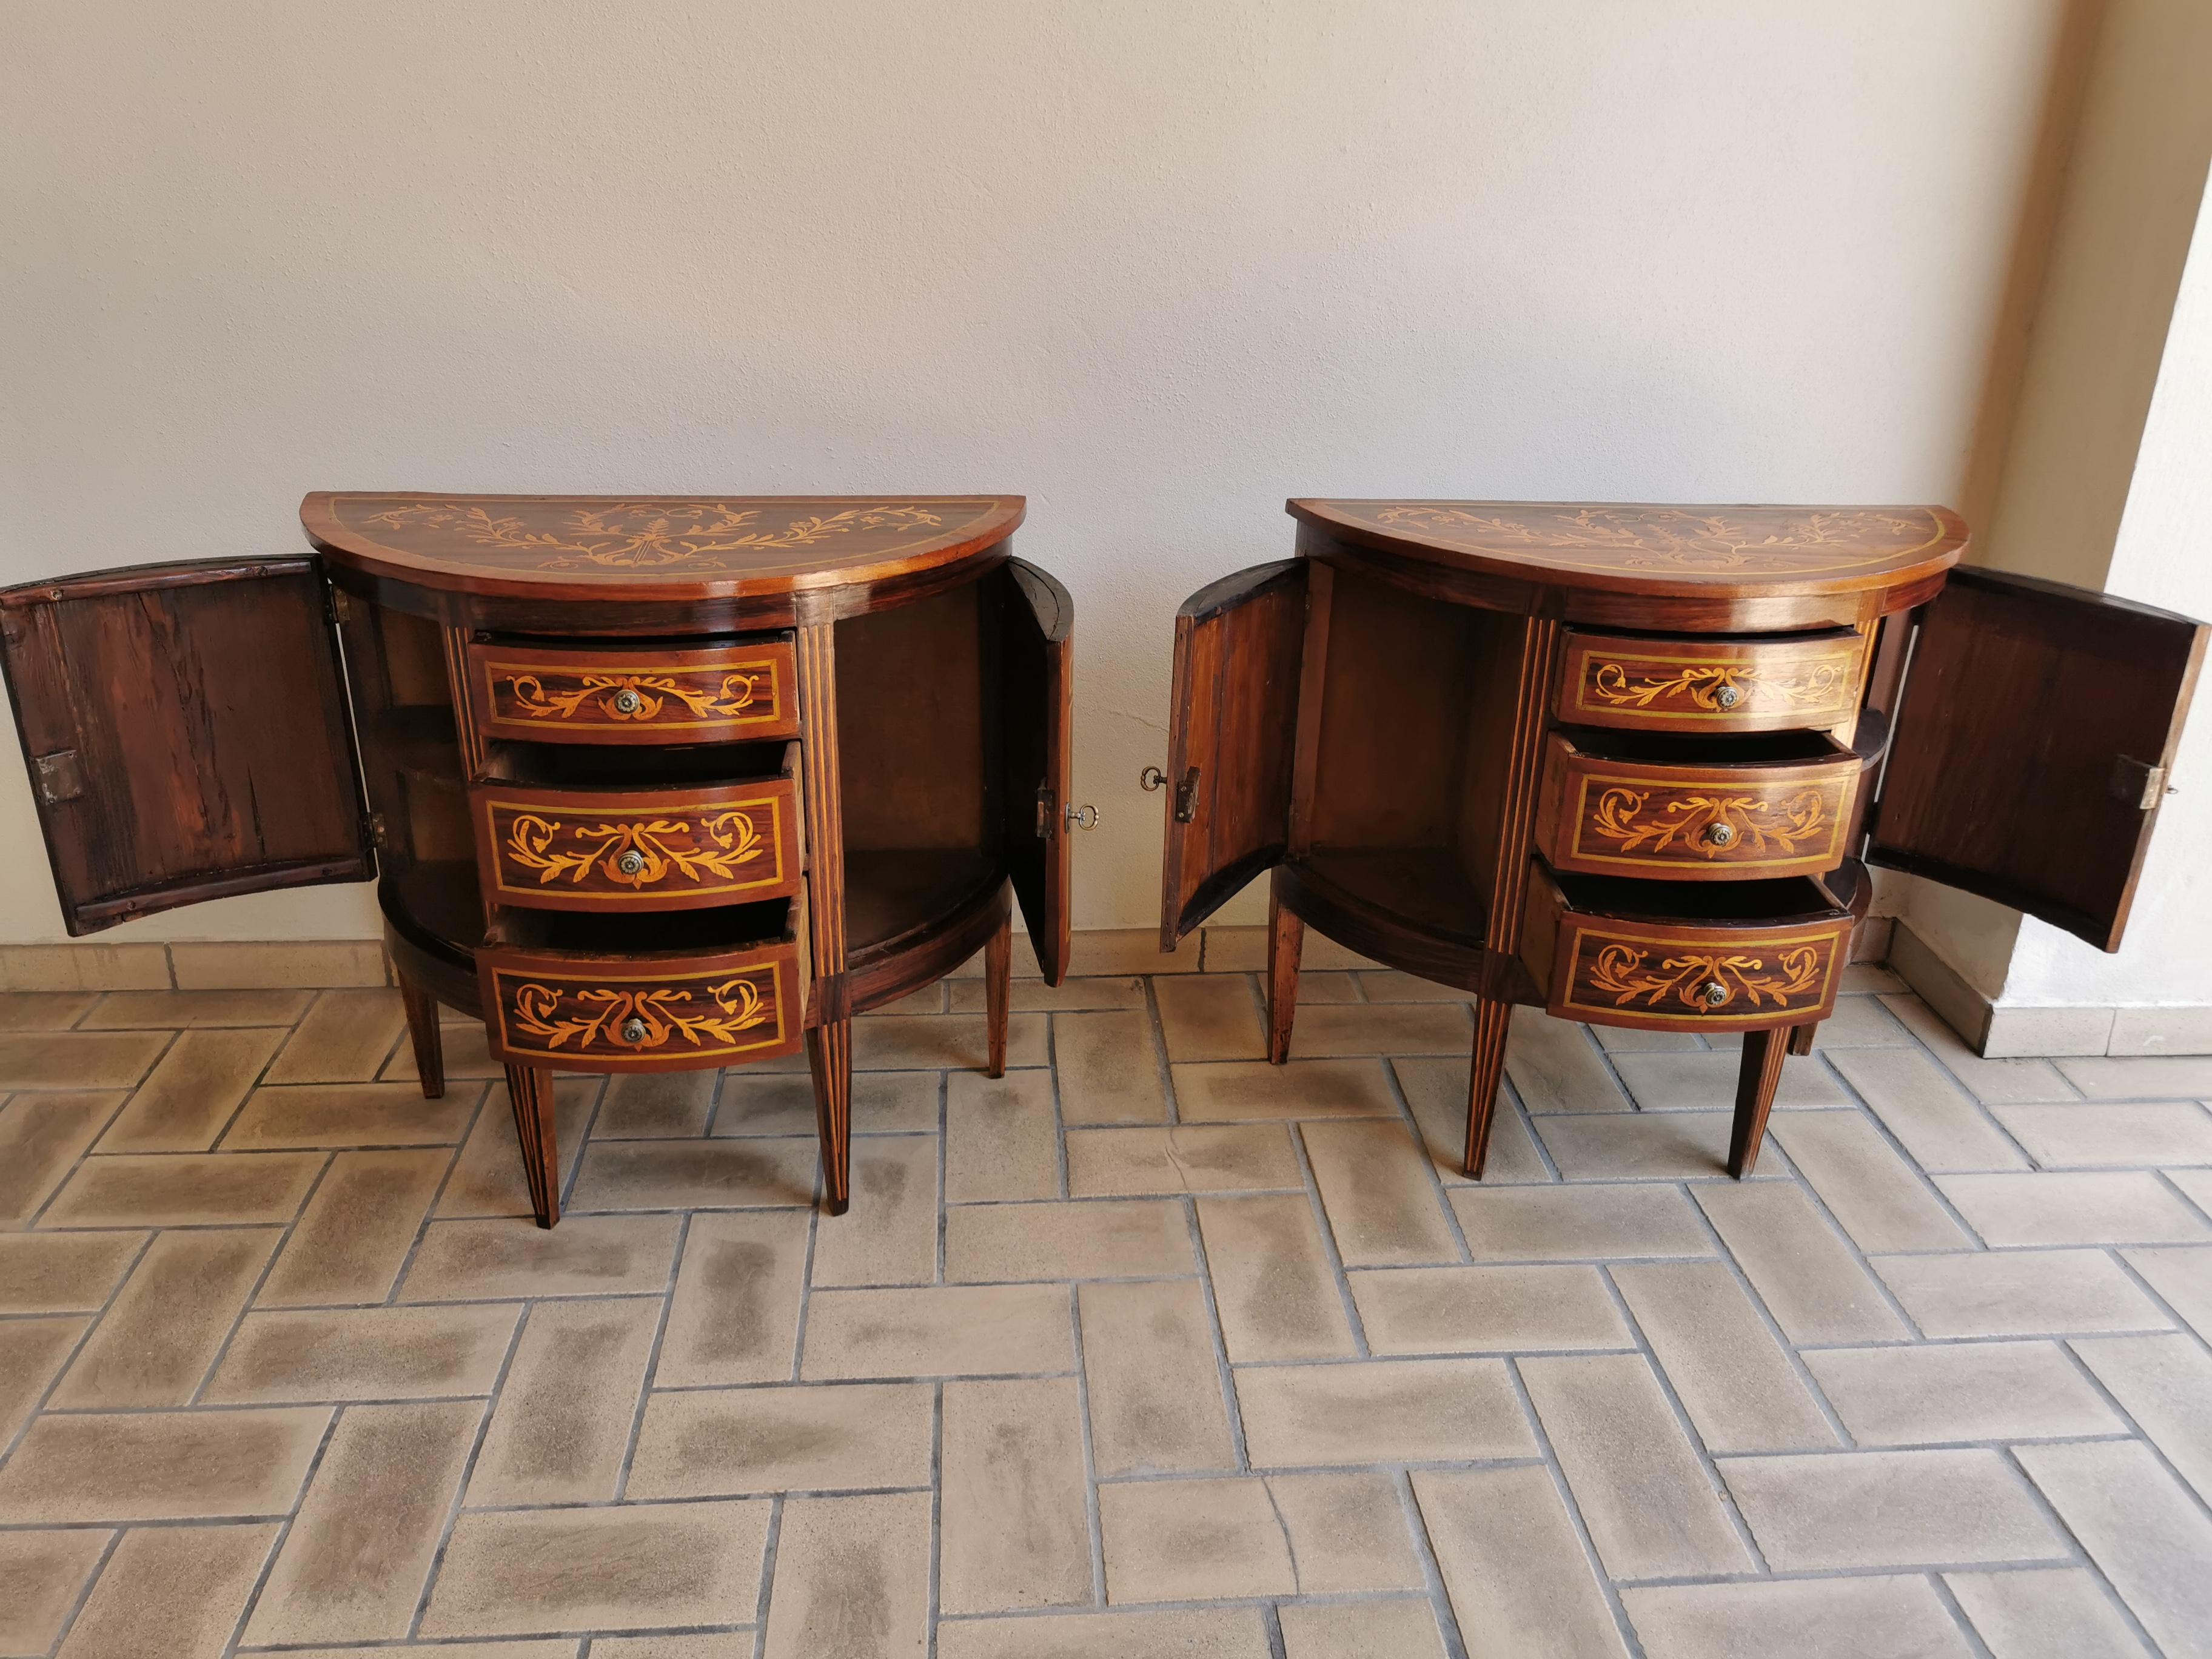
[1000,557,1073,985]
[0,557,375,934]
[1870,566,2207,951]
[1159,560,1307,948]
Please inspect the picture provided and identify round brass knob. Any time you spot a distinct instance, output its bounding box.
[616,849,646,877]
[1700,980,1729,1007]
[620,1016,648,1044]
[1704,822,1737,848]
[1713,682,1742,711]
[611,687,643,716]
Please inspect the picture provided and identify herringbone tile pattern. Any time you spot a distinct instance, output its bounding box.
[3,930,2211,1657]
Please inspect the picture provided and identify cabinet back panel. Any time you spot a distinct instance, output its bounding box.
[836,583,988,852]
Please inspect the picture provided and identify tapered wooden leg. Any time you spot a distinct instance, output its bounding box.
[1788,1022,1817,1057]
[1266,892,1304,1065]
[1463,994,1514,1178]
[984,913,1012,1079]
[397,973,444,1100]
[1729,1028,1790,1178]
[503,1063,560,1228]
[809,1018,854,1216]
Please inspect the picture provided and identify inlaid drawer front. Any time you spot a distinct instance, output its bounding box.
[1556,628,1866,733]
[472,773,802,912]
[482,940,807,1071]
[1533,734,1860,881]
[466,638,799,745]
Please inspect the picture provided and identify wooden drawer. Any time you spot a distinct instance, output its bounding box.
[1532,729,1862,882]
[1520,862,1850,1032]
[480,893,810,1071]
[1555,627,1865,734]
[466,638,798,745]
[471,746,802,913]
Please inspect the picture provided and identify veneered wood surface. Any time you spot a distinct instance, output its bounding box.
[1871,566,2208,951]
[0,558,374,934]
[1554,628,1868,734]
[466,638,799,747]
[1001,558,1073,984]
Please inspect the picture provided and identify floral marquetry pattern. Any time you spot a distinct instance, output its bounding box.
[1558,632,1866,732]
[489,960,799,1066]
[503,811,766,887]
[1557,925,1844,1028]
[469,640,797,743]
[1587,659,1846,714]
[354,501,950,572]
[480,789,796,910]
[1584,786,1834,860]
[508,671,762,723]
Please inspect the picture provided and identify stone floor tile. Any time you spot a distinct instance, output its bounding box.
[1205,926,1372,975]
[2056,1053,2212,1099]
[2123,1244,2212,1339]
[946,1070,1059,1201]
[0,1528,112,1655]
[1068,1123,1300,1196]
[0,1317,84,1447]
[947,1196,1193,1281]
[420,1499,771,1638]
[1282,1002,1472,1058]
[2073,1332,2212,1506]
[1278,1598,1448,1659]
[950,974,1146,1012]
[1155,973,1267,1062]
[2015,1439,2212,1659]
[1945,1567,2154,1659]
[1072,928,1204,977]
[0,1030,167,1090]
[96,1027,286,1151]
[800,1284,1073,1378]
[654,1209,811,1386]
[1196,1192,1356,1361]
[1608,1049,1844,1111]
[1723,1447,2066,1569]
[1537,1111,1794,1181]
[589,1068,717,1138]
[1595,1023,1705,1052]
[1845,962,1909,993]
[1876,1248,2174,1336]
[0,944,167,995]
[0,1091,121,1224]
[1995,1101,2212,1167]
[81,987,312,1028]
[170,939,386,990]
[1080,1278,1236,1475]
[436,1075,597,1217]
[1611,1261,1838,1453]
[2169,1165,2212,1215]
[1936,1170,2211,1246]
[861,982,948,1016]
[0,990,98,1030]
[811,1134,939,1286]
[1355,970,1467,1002]
[939,1376,1091,1614]
[1101,1476,1294,1601]
[762,1490,931,1659]
[2110,1005,2212,1058]
[1806,1340,2123,1443]
[401,1213,682,1299]
[1803,995,1913,1048]
[1171,1058,1398,1121]
[1452,1184,1714,1262]
[468,1296,660,1504]
[1694,1183,1907,1342]
[204,1302,521,1402]
[222,1079,476,1148]
[1350,1263,1631,1354]
[1521,1352,1752,1578]
[856,1013,1046,1072]
[1504,1010,1631,1113]
[60,1520,278,1659]
[1829,1047,2029,1171]
[41,1150,323,1227]
[50,1227,278,1407]
[1413,1465,1629,1658]
[0,1406,329,1521]
[1301,1119,1461,1265]
[264,988,407,1084]
[712,1071,824,1135]
[380,1016,504,1085]
[0,1230,142,1312]
[1056,1008,1169,1124]
[935,1608,1269,1659]
[1878,994,2079,1104]
[1268,1472,1427,1592]
[568,1136,819,1211]
[257,1147,451,1306]
[244,1398,480,1644]
[1396,1055,1552,1184]
[1768,1110,1972,1252]
[1623,1576,1974,1659]
[628,1381,934,1498]
[1233,1358,1535,1466]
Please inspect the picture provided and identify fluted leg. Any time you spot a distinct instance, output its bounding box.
[1730,1028,1790,1177]
[809,1018,854,1216]
[1266,891,1304,1065]
[1463,995,1514,1178]
[503,1063,560,1228]
[397,973,444,1100]
[1788,1022,1817,1056]
[985,912,1012,1079]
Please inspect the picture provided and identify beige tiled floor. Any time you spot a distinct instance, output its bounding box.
[2,942,2211,1657]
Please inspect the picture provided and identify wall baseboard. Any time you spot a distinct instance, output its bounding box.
[1889,920,2212,1057]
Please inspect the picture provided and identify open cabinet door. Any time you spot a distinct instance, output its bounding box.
[0,558,376,936]
[1001,557,1073,984]
[1159,560,1307,950]
[1869,566,2207,951]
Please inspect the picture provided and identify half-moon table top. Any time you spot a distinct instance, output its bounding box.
[1287,500,1968,598]
[301,493,1025,601]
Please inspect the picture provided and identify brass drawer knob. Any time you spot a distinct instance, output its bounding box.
[1712,682,1742,710]
[1700,980,1729,1007]
[611,687,644,715]
[1704,822,1737,848]
[616,849,647,877]
[620,1016,648,1044]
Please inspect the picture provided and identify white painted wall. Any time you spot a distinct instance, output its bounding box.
[1,0,2068,940]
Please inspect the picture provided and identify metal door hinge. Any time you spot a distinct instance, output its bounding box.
[32,751,84,806]
[1174,766,1201,823]
[1035,787,1055,837]
[330,589,356,624]
[2110,756,2170,810]
[367,812,389,850]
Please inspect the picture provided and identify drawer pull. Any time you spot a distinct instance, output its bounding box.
[1704,822,1737,848]
[611,686,644,716]
[1713,683,1743,711]
[620,1016,648,1044]
[615,848,648,877]
[1700,979,1730,1007]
